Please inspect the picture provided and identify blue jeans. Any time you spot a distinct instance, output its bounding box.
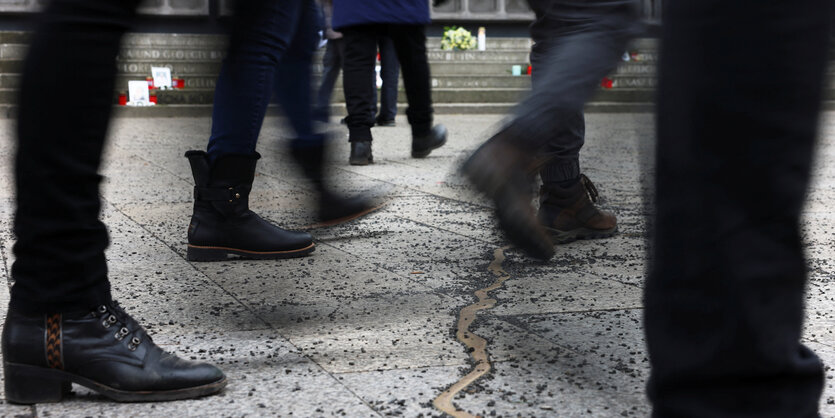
[206,0,322,160]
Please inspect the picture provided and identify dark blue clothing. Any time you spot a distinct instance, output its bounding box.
[207,0,323,159]
[332,0,430,30]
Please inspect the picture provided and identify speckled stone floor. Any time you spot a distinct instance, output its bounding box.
[0,113,833,417]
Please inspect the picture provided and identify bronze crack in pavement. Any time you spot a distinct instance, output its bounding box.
[433,245,511,418]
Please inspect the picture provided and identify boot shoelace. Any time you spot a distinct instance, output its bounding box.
[95,301,148,351]
[580,174,599,203]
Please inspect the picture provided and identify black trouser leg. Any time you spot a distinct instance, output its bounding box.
[10,0,141,315]
[387,24,432,137]
[342,25,378,142]
[646,0,830,416]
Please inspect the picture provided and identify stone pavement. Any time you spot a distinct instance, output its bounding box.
[0,113,834,417]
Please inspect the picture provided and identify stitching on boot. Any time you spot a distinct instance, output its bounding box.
[45,313,64,370]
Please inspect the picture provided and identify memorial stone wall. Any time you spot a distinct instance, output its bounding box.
[0,0,661,22]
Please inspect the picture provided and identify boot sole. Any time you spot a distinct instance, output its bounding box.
[547,226,619,245]
[4,362,227,404]
[186,242,315,262]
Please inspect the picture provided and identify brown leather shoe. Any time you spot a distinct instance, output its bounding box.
[538,175,617,244]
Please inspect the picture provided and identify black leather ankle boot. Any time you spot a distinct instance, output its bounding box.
[2,302,226,404]
[185,151,314,261]
[290,140,380,226]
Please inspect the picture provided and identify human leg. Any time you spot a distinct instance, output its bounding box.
[387,24,446,158]
[186,0,314,261]
[341,24,378,165]
[5,0,225,403]
[273,0,378,223]
[528,1,616,243]
[646,0,830,416]
[462,0,637,259]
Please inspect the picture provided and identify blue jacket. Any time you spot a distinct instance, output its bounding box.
[332,0,430,30]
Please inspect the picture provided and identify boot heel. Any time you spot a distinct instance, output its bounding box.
[4,362,68,404]
[186,245,228,262]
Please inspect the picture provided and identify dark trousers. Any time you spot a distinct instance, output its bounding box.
[342,24,432,141]
[509,0,637,158]
[9,0,320,314]
[528,0,586,185]
[206,0,321,159]
[11,0,142,314]
[313,37,344,122]
[371,35,400,122]
[646,0,831,416]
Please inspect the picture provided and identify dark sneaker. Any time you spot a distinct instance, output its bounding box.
[2,302,226,404]
[411,125,447,158]
[349,141,373,165]
[461,130,554,260]
[539,174,618,244]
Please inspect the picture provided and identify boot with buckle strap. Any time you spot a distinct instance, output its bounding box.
[185,151,314,261]
[2,302,226,404]
[538,174,618,244]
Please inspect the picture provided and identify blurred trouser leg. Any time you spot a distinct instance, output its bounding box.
[527,1,584,185]
[342,25,379,143]
[377,35,399,122]
[510,0,637,151]
[528,7,616,244]
[646,0,830,416]
[205,0,307,159]
[313,38,343,123]
[10,0,141,314]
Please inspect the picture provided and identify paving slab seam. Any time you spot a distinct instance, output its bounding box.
[102,200,273,332]
[433,245,511,418]
[103,201,385,417]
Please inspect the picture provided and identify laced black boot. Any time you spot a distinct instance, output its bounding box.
[185,151,314,261]
[290,138,381,226]
[2,302,226,404]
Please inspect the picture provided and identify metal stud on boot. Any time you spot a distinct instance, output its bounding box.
[2,302,226,404]
[185,151,315,261]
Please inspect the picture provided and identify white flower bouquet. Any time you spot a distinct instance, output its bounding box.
[440,26,476,51]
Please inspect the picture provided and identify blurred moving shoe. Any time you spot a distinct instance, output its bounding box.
[461,129,554,260]
[185,151,314,261]
[290,138,380,226]
[538,174,617,243]
[2,302,226,404]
